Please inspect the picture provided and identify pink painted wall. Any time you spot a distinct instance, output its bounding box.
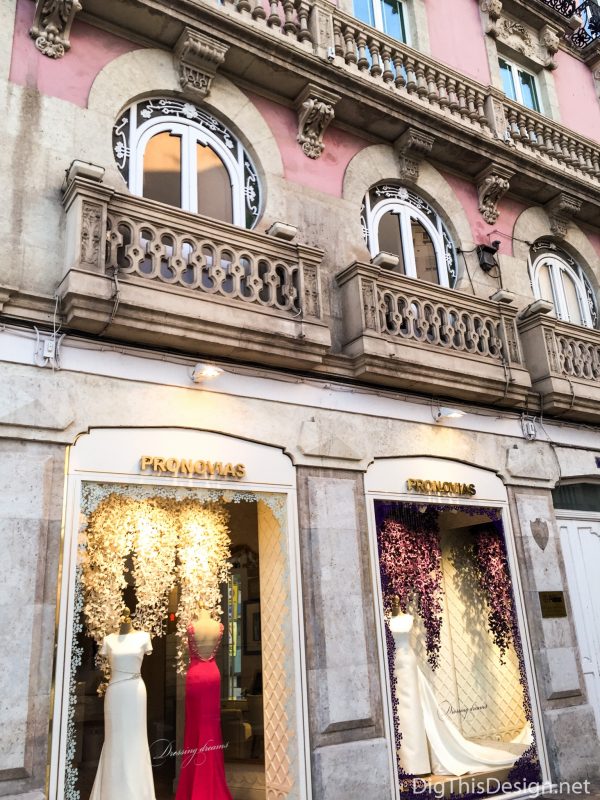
[553,49,600,142]
[443,172,527,256]
[425,0,491,84]
[246,92,367,197]
[9,0,139,108]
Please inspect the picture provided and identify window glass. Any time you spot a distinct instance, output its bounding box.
[197,144,233,224]
[354,0,376,27]
[537,262,555,312]
[143,132,182,209]
[562,269,584,325]
[411,218,438,283]
[518,70,540,112]
[498,59,517,102]
[378,211,406,273]
[381,0,406,41]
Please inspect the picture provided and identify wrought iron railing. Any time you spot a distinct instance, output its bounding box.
[539,0,600,47]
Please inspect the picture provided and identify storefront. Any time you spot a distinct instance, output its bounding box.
[48,427,310,800]
[364,457,552,799]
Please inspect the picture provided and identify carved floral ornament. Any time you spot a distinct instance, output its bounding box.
[30,0,82,58]
[544,192,582,238]
[479,0,561,70]
[476,164,513,225]
[174,28,229,101]
[294,83,340,159]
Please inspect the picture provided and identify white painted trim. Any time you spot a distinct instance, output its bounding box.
[531,253,594,328]
[554,509,600,521]
[48,429,311,800]
[363,457,552,798]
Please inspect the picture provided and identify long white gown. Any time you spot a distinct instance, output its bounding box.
[391,614,532,777]
[90,631,156,800]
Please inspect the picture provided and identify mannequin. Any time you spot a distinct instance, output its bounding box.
[389,596,432,775]
[190,607,223,660]
[90,608,156,800]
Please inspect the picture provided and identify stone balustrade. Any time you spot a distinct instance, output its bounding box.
[57,174,331,367]
[519,311,600,419]
[336,262,532,405]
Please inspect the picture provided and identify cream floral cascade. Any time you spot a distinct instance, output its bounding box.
[81,494,231,686]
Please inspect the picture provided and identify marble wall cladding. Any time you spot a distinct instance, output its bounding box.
[0,444,64,796]
[296,467,392,798]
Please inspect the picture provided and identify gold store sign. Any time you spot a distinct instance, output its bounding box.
[407,478,476,496]
[140,455,246,479]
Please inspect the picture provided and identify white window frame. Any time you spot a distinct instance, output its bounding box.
[531,252,596,328]
[364,193,452,287]
[353,0,409,43]
[498,55,542,113]
[130,116,245,225]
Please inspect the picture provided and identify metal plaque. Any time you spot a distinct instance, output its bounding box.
[539,591,567,618]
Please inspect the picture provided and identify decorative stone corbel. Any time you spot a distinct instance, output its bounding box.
[174,28,229,102]
[294,84,340,159]
[545,192,582,238]
[480,0,503,37]
[540,24,561,70]
[29,0,82,58]
[393,127,435,183]
[476,164,513,225]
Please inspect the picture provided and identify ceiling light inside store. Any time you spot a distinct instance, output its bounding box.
[434,407,465,423]
[191,363,224,383]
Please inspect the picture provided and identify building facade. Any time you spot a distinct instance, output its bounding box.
[2,0,600,798]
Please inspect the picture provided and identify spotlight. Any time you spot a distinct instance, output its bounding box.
[434,406,465,423]
[191,363,224,383]
[476,241,500,272]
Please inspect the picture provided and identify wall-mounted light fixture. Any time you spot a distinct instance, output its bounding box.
[476,240,501,272]
[191,362,224,383]
[433,406,466,423]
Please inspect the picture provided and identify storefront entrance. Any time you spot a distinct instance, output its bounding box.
[48,429,309,800]
[365,457,550,800]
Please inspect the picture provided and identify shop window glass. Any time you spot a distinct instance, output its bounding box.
[143,131,182,209]
[374,500,542,795]
[362,184,458,287]
[196,143,233,224]
[113,97,261,229]
[68,493,267,799]
[531,243,597,328]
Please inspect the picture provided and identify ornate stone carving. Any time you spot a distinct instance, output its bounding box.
[476,164,513,225]
[302,263,321,318]
[361,280,378,331]
[480,0,503,36]
[174,28,229,101]
[545,192,582,238]
[393,127,434,183]
[540,24,561,69]
[80,203,103,266]
[29,0,82,58]
[294,83,340,159]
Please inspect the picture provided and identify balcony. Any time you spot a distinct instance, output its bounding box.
[336,263,532,405]
[518,311,600,420]
[57,174,330,367]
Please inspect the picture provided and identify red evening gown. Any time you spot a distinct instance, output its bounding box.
[175,623,233,800]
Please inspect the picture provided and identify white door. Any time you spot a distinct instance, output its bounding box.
[558,514,600,736]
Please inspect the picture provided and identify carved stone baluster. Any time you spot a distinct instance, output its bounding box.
[333,18,344,56]
[368,38,382,78]
[561,135,574,165]
[437,73,449,110]
[392,51,406,89]
[404,56,417,93]
[517,113,528,142]
[525,117,537,148]
[415,61,428,99]
[237,0,252,13]
[356,31,370,72]
[447,78,459,115]
[282,0,297,36]
[381,45,394,84]
[475,91,487,128]
[506,108,519,141]
[575,143,586,172]
[425,67,438,104]
[582,146,594,174]
[267,0,282,28]
[252,0,267,21]
[295,0,312,41]
[466,88,477,122]
[534,122,546,153]
[591,151,600,179]
[343,26,358,65]
[456,84,468,120]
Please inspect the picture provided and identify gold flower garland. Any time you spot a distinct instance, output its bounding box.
[81,494,232,683]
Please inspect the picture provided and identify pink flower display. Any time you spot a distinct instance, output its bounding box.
[378,516,444,670]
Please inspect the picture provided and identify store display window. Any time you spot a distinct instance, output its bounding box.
[63,483,289,800]
[374,500,542,798]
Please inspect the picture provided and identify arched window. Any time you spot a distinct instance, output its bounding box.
[113,98,260,228]
[530,241,597,328]
[361,184,458,287]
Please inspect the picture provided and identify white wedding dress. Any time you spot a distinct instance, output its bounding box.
[390,614,532,777]
[90,631,156,800]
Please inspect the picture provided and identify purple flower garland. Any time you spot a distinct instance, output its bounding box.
[472,526,515,663]
[376,501,541,799]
